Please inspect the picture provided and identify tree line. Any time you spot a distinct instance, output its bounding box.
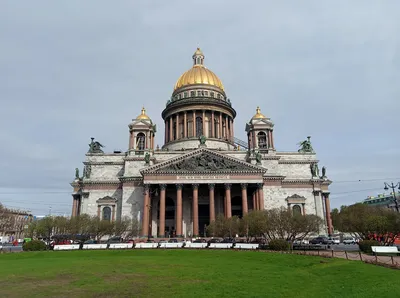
[331,203,400,245]
[206,207,323,241]
[26,215,140,241]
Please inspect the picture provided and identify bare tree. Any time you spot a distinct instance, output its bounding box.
[240,211,268,242]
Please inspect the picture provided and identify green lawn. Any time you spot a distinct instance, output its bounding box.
[0,250,399,297]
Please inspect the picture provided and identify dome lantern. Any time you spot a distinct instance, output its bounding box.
[192,47,205,67]
[136,107,151,120]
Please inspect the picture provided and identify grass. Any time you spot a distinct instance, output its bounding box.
[0,250,399,298]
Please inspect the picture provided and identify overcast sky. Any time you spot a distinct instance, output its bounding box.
[1,1,399,216]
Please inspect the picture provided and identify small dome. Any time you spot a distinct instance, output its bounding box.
[252,107,266,119]
[136,107,151,120]
[173,48,224,92]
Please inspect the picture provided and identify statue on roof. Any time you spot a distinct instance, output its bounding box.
[298,136,314,153]
[199,135,207,147]
[255,150,262,164]
[310,163,319,178]
[88,137,104,154]
[75,168,80,180]
[144,152,150,165]
[321,166,327,179]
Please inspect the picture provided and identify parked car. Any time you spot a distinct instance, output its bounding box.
[310,237,329,245]
[328,237,340,244]
[343,237,356,245]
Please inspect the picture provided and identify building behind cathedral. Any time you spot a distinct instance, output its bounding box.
[71,48,333,237]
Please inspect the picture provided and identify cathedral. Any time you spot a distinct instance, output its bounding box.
[71,48,333,237]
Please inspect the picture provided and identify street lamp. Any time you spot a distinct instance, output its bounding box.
[384,182,400,213]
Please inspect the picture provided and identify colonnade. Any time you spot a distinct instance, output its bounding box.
[141,182,264,237]
[164,110,234,143]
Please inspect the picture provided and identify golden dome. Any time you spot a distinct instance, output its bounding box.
[136,107,150,120]
[252,107,266,119]
[173,48,224,91]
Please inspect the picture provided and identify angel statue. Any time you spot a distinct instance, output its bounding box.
[75,168,80,179]
[321,166,327,178]
[298,136,314,153]
[88,137,104,153]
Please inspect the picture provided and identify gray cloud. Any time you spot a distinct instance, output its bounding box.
[1,0,399,214]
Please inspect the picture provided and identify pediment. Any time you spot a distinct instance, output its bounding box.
[96,196,117,204]
[286,194,306,204]
[141,148,266,175]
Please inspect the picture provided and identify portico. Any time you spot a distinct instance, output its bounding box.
[139,148,266,237]
[142,182,264,237]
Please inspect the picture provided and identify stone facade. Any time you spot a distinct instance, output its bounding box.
[71,48,332,237]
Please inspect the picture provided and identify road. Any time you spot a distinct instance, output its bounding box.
[1,244,23,253]
[331,244,359,251]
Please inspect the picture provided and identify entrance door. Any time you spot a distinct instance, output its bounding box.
[198,204,209,237]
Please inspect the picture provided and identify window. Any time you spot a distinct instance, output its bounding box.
[204,91,208,96]
[210,92,214,98]
[196,117,203,137]
[293,205,302,216]
[102,207,111,221]
[190,91,195,97]
[136,133,145,150]
[179,122,184,138]
[197,91,202,96]
[178,94,181,99]
[217,94,221,99]
[184,92,188,98]
[257,132,267,148]
[222,121,226,138]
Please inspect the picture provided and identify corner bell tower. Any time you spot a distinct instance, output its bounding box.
[246,107,275,151]
[128,107,156,152]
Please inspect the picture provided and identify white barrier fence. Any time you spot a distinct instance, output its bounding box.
[52,242,260,251]
[54,244,80,251]
[185,243,208,249]
[159,242,184,249]
[135,242,159,249]
[209,243,233,249]
[235,243,259,250]
[109,243,134,249]
[82,244,108,250]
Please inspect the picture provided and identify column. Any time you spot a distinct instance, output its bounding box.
[165,120,168,143]
[231,118,234,141]
[258,183,264,210]
[323,192,333,235]
[225,115,229,140]
[202,110,206,136]
[176,184,183,237]
[252,192,256,211]
[211,112,214,138]
[184,112,187,138]
[159,184,166,237]
[209,184,215,222]
[193,111,196,137]
[176,113,179,140]
[271,131,274,149]
[141,185,150,236]
[241,183,248,215]
[169,117,173,141]
[71,197,77,217]
[97,205,101,218]
[268,131,272,148]
[219,113,222,138]
[129,131,134,149]
[112,205,115,221]
[192,184,199,236]
[225,183,232,218]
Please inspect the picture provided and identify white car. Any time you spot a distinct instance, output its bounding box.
[343,237,356,245]
[328,237,340,244]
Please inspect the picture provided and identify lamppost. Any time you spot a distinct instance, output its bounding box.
[384,182,400,213]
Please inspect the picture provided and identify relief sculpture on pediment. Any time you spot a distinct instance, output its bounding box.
[165,153,242,172]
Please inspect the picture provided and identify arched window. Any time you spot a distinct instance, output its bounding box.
[184,92,188,98]
[210,92,214,98]
[136,133,145,150]
[293,205,302,216]
[197,91,202,96]
[222,121,226,138]
[204,91,208,96]
[190,91,195,97]
[257,132,267,148]
[196,117,203,137]
[102,207,111,221]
